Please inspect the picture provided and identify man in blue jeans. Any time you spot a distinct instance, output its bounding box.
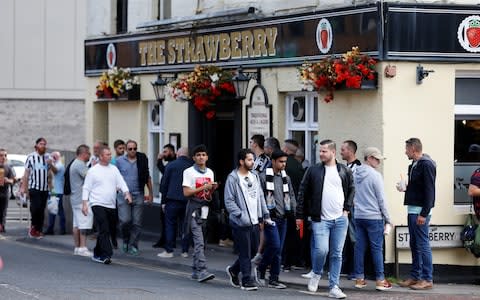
[116,140,153,255]
[296,139,354,299]
[157,147,193,258]
[397,138,436,290]
[257,149,296,289]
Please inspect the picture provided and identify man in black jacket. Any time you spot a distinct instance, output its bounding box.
[116,140,153,255]
[296,139,354,299]
[397,138,436,290]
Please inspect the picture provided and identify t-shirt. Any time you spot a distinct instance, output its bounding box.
[182,166,215,201]
[321,165,344,220]
[70,159,89,206]
[238,171,259,225]
[116,156,141,194]
[82,164,129,209]
[53,161,65,195]
[0,164,14,195]
[25,151,50,191]
[471,168,480,218]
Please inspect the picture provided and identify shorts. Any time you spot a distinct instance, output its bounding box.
[72,204,93,230]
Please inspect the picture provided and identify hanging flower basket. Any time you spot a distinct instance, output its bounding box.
[168,65,236,119]
[96,67,140,100]
[299,47,377,103]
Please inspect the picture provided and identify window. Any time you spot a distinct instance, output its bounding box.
[116,0,128,34]
[158,0,171,20]
[286,93,319,166]
[148,102,165,203]
[454,75,480,205]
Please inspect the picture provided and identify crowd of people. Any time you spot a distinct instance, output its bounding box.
[0,134,441,298]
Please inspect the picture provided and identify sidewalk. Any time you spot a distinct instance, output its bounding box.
[6,222,480,297]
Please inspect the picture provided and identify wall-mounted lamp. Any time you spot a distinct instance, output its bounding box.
[232,67,251,100]
[151,74,173,104]
[416,64,435,85]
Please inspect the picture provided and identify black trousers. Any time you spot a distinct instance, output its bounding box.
[230,224,260,285]
[29,189,49,232]
[92,205,116,259]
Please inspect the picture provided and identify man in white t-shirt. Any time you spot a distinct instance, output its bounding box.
[296,139,354,299]
[82,146,131,265]
[182,144,217,283]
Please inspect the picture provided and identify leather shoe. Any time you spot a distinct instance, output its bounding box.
[410,280,433,290]
[398,278,418,287]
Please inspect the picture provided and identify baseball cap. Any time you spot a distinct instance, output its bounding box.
[363,147,385,160]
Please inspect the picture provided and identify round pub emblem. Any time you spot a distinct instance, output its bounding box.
[316,18,333,54]
[106,43,117,68]
[458,15,480,53]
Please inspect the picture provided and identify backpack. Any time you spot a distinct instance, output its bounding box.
[63,159,74,196]
[461,214,480,257]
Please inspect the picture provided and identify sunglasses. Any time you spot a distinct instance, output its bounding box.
[244,176,253,188]
[128,148,137,151]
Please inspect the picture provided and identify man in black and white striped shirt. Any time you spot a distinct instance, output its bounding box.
[20,137,55,239]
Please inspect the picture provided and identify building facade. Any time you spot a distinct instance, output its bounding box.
[0,0,86,154]
[85,0,480,277]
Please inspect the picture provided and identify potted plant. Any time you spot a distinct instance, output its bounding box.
[96,67,140,100]
[168,65,236,119]
[299,47,377,102]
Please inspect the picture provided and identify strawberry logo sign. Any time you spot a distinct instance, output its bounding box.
[106,43,116,68]
[458,16,480,53]
[316,18,333,54]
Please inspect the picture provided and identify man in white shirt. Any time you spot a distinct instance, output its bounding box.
[82,146,131,264]
[296,139,354,299]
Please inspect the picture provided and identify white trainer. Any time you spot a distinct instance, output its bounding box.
[302,270,314,279]
[157,251,174,258]
[307,273,321,292]
[76,247,93,257]
[328,285,347,299]
[73,247,79,255]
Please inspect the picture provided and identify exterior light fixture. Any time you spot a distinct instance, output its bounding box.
[416,64,435,85]
[232,67,251,100]
[151,74,170,104]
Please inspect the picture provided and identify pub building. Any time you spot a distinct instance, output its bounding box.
[85,2,480,280]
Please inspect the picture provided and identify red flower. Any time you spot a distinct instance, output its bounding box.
[345,75,362,88]
[205,111,216,119]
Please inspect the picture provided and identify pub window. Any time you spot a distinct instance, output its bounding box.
[116,0,128,34]
[286,93,319,166]
[158,0,171,20]
[454,75,480,205]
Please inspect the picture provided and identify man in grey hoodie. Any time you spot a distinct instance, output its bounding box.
[225,148,271,291]
[352,147,392,291]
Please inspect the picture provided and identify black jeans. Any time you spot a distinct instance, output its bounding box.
[230,224,260,285]
[92,206,117,259]
[29,189,49,232]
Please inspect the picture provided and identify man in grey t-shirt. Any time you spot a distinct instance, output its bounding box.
[70,144,93,257]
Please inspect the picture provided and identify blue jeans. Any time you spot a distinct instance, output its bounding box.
[118,193,144,248]
[259,218,287,281]
[230,224,260,285]
[47,194,66,233]
[311,215,348,289]
[164,200,189,253]
[408,214,433,281]
[353,219,385,280]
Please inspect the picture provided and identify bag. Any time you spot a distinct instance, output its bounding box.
[47,194,59,215]
[461,214,480,257]
[63,159,74,195]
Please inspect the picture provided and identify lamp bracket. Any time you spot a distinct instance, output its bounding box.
[416,64,434,85]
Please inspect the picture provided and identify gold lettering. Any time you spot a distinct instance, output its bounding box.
[184,38,199,63]
[241,30,254,58]
[253,29,267,57]
[175,38,185,63]
[147,42,157,65]
[204,35,220,62]
[195,36,206,62]
[266,27,278,56]
[230,31,242,59]
[139,42,148,66]
[168,39,176,64]
[157,40,166,65]
[219,33,231,60]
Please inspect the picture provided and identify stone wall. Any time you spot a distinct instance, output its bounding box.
[0,99,85,155]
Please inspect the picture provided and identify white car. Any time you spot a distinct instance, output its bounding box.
[7,154,27,203]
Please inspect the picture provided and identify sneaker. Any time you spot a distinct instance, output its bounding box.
[283,265,291,272]
[302,270,314,279]
[122,243,128,253]
[251,253,263,265]
[307,273,321,292]
[328,285,347,299]
[354,278,367,289]
[181,252,189,258]
[398,278,418,287]
[157,251,174,258]
[409,280,433,290]
[226,265,240,288]
[128,246,139,256]
[218,239,234,247]
[92,255,111,264]
[73,247,79,255]
[253,266,265,287]
[191,273,199,280]
[376,279,392,291]
[241,282,258,291]
[76,247,93,257]
[268,279,286,289]
[197,271,215,283]
[28,227,43,239]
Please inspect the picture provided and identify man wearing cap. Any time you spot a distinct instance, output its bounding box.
[352,147,392,291]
